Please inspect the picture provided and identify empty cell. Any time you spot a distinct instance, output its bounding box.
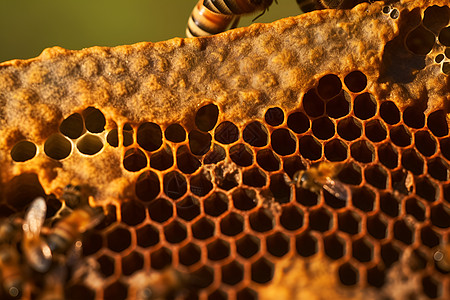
[338,210,361,235]
[271,128,297,155]
[390,125,412,147]
[302,89,325,117]
[405,197,426,222]
[204,143,226,164]
[352,238,374,262]
[44,133,72,160]
[164,220,187,244]
[381,243,400,268]
[136,224,159,248]
[379,192,399,218]
[389,8,399,19]
[378,143,398,169]
[195,103,219,132]
[415,131,437,157]
[415,176,438,202]
[431,204,450,228]
[243,167,267,187]
[83,107,106,133]
[269,174,291,204]
[107,226,132,253]
[249,208,274,233]
[435,53,445,63]
[352,187,375,212]
[401,149,424,175]
[243,121,269,147]
[97,254,115,278]
[445,184,450,203]
[287,111,310,134]
[420,226,441,248]
[324,139,348,161]
[220,212,244,236]
[403,106,426,129]
[221,261,244,285]
[317,74,342,100]
[188,130,212,155]
[82,231,103,256]
[422,276,441,299]
[295,185,319,207]
[299,135,322,160]
[409,249,428,272]
[204,192,228,216]
[122,123,134,147]
[256,149,280,171]
[337,117,362,141]
[441,137,450,161]
[354,93,377,120]
[135,171,160,202]
[165,123,186,143]
[423,5,450,34]
[393,220,414,245]
[163,171,187,200]
[266,231,290,257]
[312,117,335,140]
[324,234,346,260]
[150,247,172,270]
[123,148,147,172]
[344,70,367,93]
[427,110,449,137]
[60,113,84,139]
[176,145,201,174]
[148,198,173,223]
[283,156,306,180]
[104,281,128,300]
[367,266,385,288]
[365,119,387,142]
[179,243,201,266]
[121,200,146,226]
[176,196,200,221]
[337,162,362,185]
[296,232,317,257]
[251,258,274,284]
[190,173,213,197]
[207,239,230,261]
[365,165,388,190]
[280,205,304,231]
[380,101,400,125]
[350,140,374,163]
[214,121,239,144]
[229,143,253,166]
[405,25,435,55]
[367,214,387,240]
[237,288,257,300]
[338,263,359,286]
[11,140,37,162]
[121,251,144,276]
[442,62,450,75]
[95,204,117,230]
[66,284,95,300]
[208,290,227,300]
[214,166,239,191]
[236,235,260,258]
[439,26,450,46]
[106,128,119,147]
[192,217,215,240]
[265,107,284,126]
[150,146,173,171]
[76,134,103,155]
[326,91,350,119]
[232,188,257,211]
[323,188,347,209]
[309,207,333,232]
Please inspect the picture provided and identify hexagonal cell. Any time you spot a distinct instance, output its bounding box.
[415,131,437,157]
[380,101,400,125]
[279,205,304,231]
[256,149,280,171]
[237,288,258,300]
[222,261,244,285]
[326,91,350,119]
[10,140,37,162]
[416,176,438,202]
[423,5,450,34]
[243,167,267,188]
[427,110,449,137]
[163,171,187,200]
[350,140,374,163]
[269,174,291,204]
[96,254,115,278]
[379,192,400,218]
[213,164,240,191]
[428,157,449,181]
[192,265,214,288]
[236,234,260,258]
[323,234,346,260]
[287,111,310,134]
[393,220,415,245]
[336,162,361,186]
[266,231,290,258]
[323,186,347,209]
[324,139,348,162]
[441,137,450,162]
[148,198,173,223]
[365,119,387,143]
[208,289,227,300]
[60,113,84,139]
[309,208,333,233]
[176,145,201,174]
[403,106,426,129]
[243,121,269,147]
[179,243,201,266]
[249,208,274,233]
[135,170,160,202]
[82,231,103,256]
[83,107,106,134]
[317,74,342,100]
[409,248,428,272]
[107,226,132,253]
[435,53,445,63]
[445,184,450,203]
[123,148,147,172]
[176,196,200,221]
[150,247,172,270]
[378,142,398,169]
[214,121,239,144]
[296,232,318,257]
[204,143,226,164]
[271,128,297,156]
[354,93,376,120]
[122,123,134,147]
[229,143,254,167]
[442,62,450,75]
[192,217,215,240]
[405,25,435,55]
[76,134,103,155]
[165,123,186,143]
[207,239,230,261]
[431,204,450,228]
[204,192,228,217]
[351,186,375,212]
[66,284,96,300]
[232,188,257,211]
[295,185,319,207]
[121,200,146,226]
[220,212,244,236]
[136,122,163,152]
[104,280,128,300]
[94,204,117,230]
[337,117,362,141]
[338,210,361,235]
[381,242,401,268]
[338,262,359,286]
[299,135,322,160]
[189,130,212,156]
[136,224,159,248]
[367,213,388,240]
[302,88,324,117]
[265,107,285,126]
[44,133,72,160]
[312,117,335,140]
[121,251,144,276]
[421,226,441,248]
[344,70,367,93]
[164,220,187,244]
[150,145,174,171]
[390,125,412,147]
[190,173,213,198]
[364,165,388,190]
[422,276,442,299]
[251,258,274,284]
[401,149,424,175]
[366,266,385,288]
[283,155,306,180]
[352,238,374,263]
[195,103,219,132]
[405,197,426,222]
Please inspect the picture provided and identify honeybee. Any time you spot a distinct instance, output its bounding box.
[136,268,188,300]
[0,246,23,299]
[61,184,89,209]
[186,0,274,37]
[433,244,450,273]
[297,0,369,12]
[293,162,348,201]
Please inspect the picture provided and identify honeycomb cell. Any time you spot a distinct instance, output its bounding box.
[380,101,400,125]
[303,89,324,117]
[443,62,450,75]
[179,243,201,266]
[352,187,375,212]
[393,220,414,245]
[136,122,163,152]
[337,117,362,141]
[220,212,244,236]
[266,231,290,257]
[352,238,374,263]
[405,107,426,130]
[215,121,239,144]
[427,110,449,137]
[405,197,426,222]
[309,208,333,232]
[136,224,159,248]
[66,284,95,300]
[401,149,424,175]
[420,226,441,248]
[192,266,214,288]
[148,198,173,223]
[163,171,187,200]
[324,139,348,161]
[409,249,428,271]
[390,8,399,19]
[350,140,374,163]
[445,184,450,203]
[135,170,160,202]
[249,208,274,233]
[44,133,72,160]
[95,204,117,230]
[317,74,342,99]
[423,5,450,34]
[312,117,335,140]
[264,107,284,126]
[236,234,260,258]
[83,107,106,133]
[195,103,219,132]
[338,210,361,235]
[405,25,435,55]
[422,276,441,299]
[121,251,144,276]
[296,231,317,257]
[251,258,274,284]
[324,234,346,260]
[190,173,213,197]
[280,205,304,231]
[106,128,119,147]
[237,288,257,300]
[215,165,239,191]
[164,220,187,244]
[243,121,269,147]
[365,165,388,190]
[208,289,227,300]
[378,142,398,169]
[441,137,450,161]
[189,130,212,155]
[365,119,387,143]
[82,231,103,256]
[150,146,173,171]
[381,243,400,267]
[435,53,445,63]
[344,70,367,93]
[323,187,347,209]
[271,128,297,155]
[367,214,388,240]
[243,167,267,187]
[379,192,400,218]
[150,247,172,270]
[192,217,215,240]
[287,111,310,134]
[123,123,134,147]
[123,148,147,172]
[299,135,322,160]
[165,123,186,143]
[176,196,200,221]
[104,281,128,300]
[390,125,412,147]
[283,155,306,180]
[230,143,253,166]
[326,91,350,119]
[207,239,230,261]
[11,140,37,162]
[46,195,62,218]
[366,266,385,288]
[232,188,257,211]
[59,113,84,139]
[222,261,244,285]
[76,134,103,155]
[439,26,450,46]
[121,200,146,226]
[204,143,226,164]
[295,185,319,207]
[107,226,132,253]
[338,262,359,286]
[256,149,280,171]
[97,254,115,277]
[177,145,201,174]
[354,93,376,120]
[415,130,437,157]
[270,175,291,204]
[431,204,450,228]
[204,192,228,217]
[337,162,362,185]
[416,176,438,202]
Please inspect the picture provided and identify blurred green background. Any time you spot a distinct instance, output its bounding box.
[0,0,301,63]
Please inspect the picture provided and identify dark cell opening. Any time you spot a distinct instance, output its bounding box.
[287,111,310,134]
[177,145,201,174]
[107,227,131,253]
[176,196,201,221]
[60,113,84,139]
[435,53,445,63]
[221,261,244,285]
[352,187,375,212]
[309,208,332,232]
[390,125,412,147]
[317,74,342,100]
[324,139,348,161]
[338,263,359,286]
[83,107,106,133]
[365,165,388,190]
[441,137,450,161]
[207,239,230,261]
[150,146,174,171]
[326,91,350,119]
[164,220,187,244]
[232,188,257,211]
[11,140,37,162]
[283,155,306,180]
[430,204,450,228]
[270,174,291,204]
[266,232,290,257]
[401,149,424,175]
[352,239,373,262]
[422,276,441,299]
[415,131,437,157]
[390,8,399,19]
[44,133,72,160]
[405,197,425,221]
[236,235,260,258]
[243,121,268,147]
[214,121,239,144]
[416,176,438,202]
[148,198,173,223]
[150,247,172,270]
[190,173,213,197]
[421,226,441,248]
[365,119,387,143]
[438,26,450,46]
[403,106,425,129]
[104,281,127,300]
[393,220,414,245]
[367,266,385,288]
[123,123,134,147]
[350,140,374,163]
[405,25,435,55]
[250,258,274,284]
[428,158,449,181]
[423,5,450,34]
[324,234,345,260]
[179,243,201,266]
[204,143,226,164]
[135,170,160,202]
[82,231,103,256]
[299,135,322,160]
[121,251,144,276]
[295,186,319,207]
[195,103,219,132]
[97,255,115,278]
[379,192,399,217]
[344,70,367,93]
[123,148,147,172]
[280,205,304,231]
[66,285,95,300]
[121,200,146,226]
[165,123,186,143]
[264,107,284,126]
[312,117,335,140]
[338,211,361,235]
[243,167,267,187]
[427,110,449,137]
[249,208,274,233]
[367,214,387,240]
[378,143,398,169]
[302,89,324,117]
[337,117,362,141]
[296,232,318,257]
[204,192,228,217]
[208,290,227,300]
[271,128,297,155]
[229,143,253,167]
[4,173,45,210]
[76,134,103,155]
[189,130,212,155]
[163,171,187,200]
[256,149,280,171]
[137,122,163,152]
[220,212,244,236]
[354,93,377,120]
[192,217,215,240]
[381,243,400,268]
[237,288,257,300]
[136,224,159,248]
[380,101,400,125]
[443,62,450,75]
[106,128,119,147]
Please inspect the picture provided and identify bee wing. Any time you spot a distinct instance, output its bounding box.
[24,197,47,239]
[323,177,348,202]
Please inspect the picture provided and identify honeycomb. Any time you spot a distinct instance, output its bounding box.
[0,1,450,299]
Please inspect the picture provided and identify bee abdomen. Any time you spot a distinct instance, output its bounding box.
[296,0,324,13]
[203,0,248,15]
[187,1,236,37]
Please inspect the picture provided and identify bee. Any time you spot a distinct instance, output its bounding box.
[433,244,450,273]
[186,0,274,37]
[136,268,188,300]
[0,246,23,299]
[38,263,67,300]
[61,184,89,209]
[296,0,369,13]
[293,162,348,201]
